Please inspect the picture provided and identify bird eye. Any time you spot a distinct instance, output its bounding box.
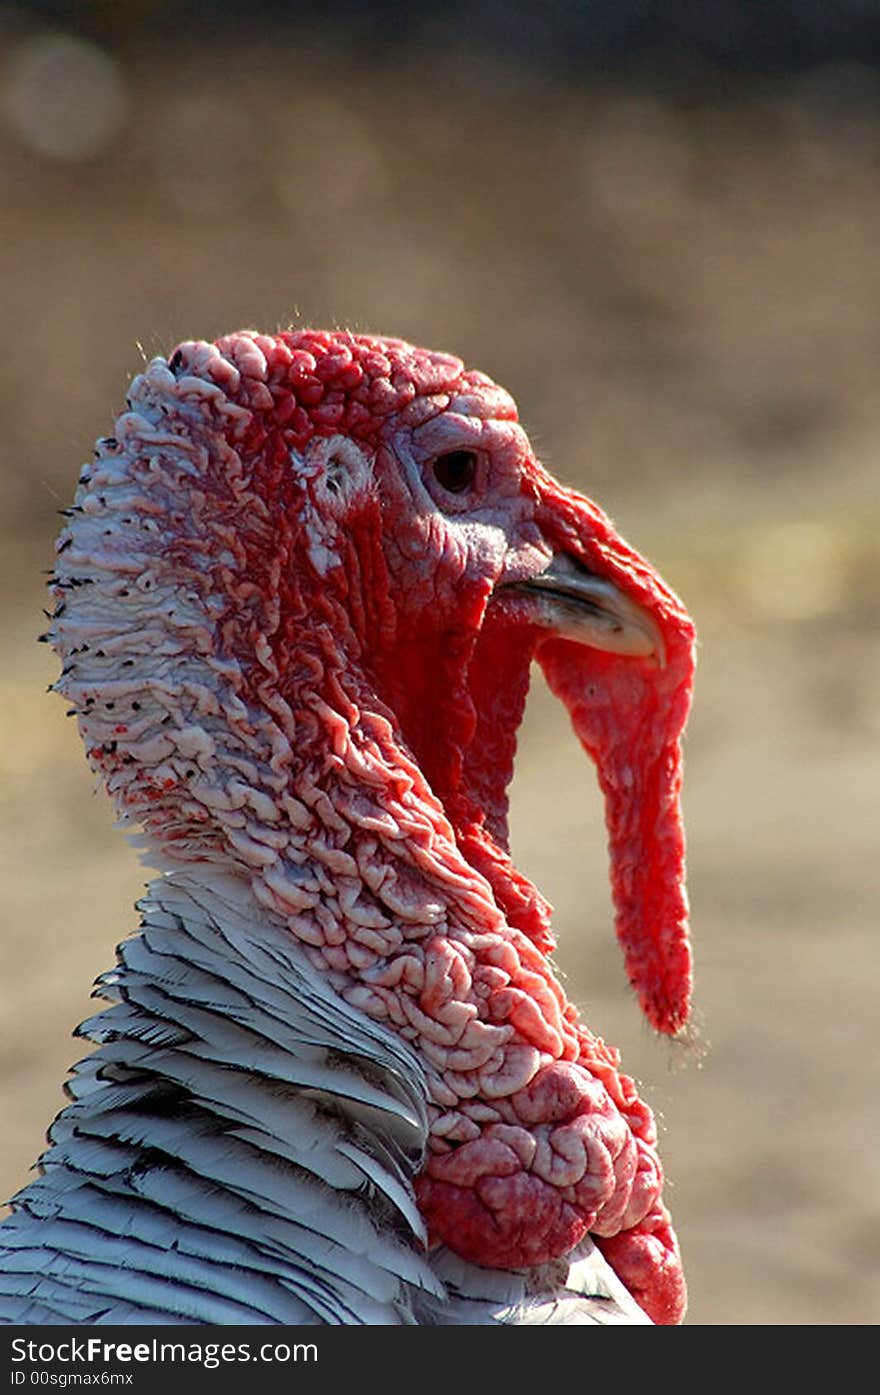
[432,450,478,495]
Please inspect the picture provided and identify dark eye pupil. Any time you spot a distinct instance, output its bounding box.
[433,450,477,494]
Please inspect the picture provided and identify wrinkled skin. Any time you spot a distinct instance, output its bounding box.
[52,330,695,1323]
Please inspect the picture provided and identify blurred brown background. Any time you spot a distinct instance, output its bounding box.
[2,0,878,1326]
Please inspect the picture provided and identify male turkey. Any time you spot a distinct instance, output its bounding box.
[0,331,695,1326]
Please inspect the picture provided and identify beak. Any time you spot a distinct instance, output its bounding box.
[505,552,665,665]
[520,474,697,1036]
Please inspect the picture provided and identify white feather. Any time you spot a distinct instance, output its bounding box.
[0,868,647,1325]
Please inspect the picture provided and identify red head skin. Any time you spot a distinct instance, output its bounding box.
[52,330,695,1323]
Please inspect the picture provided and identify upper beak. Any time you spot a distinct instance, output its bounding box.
[504,552,665,665]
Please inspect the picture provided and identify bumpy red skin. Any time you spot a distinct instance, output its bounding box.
[54,330,695,1324]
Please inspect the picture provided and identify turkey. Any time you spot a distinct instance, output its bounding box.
[1,330,695,1327]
